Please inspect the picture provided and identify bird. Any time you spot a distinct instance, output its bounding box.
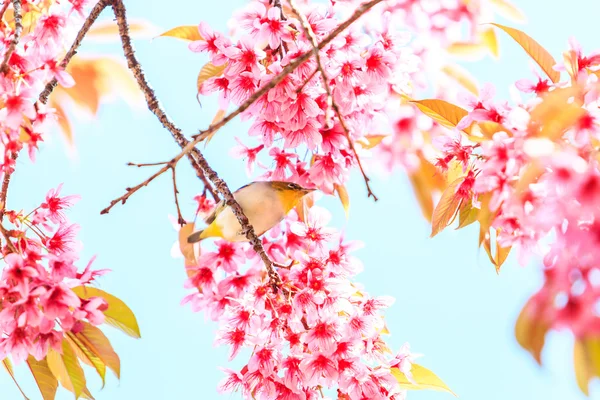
[187,180,315,243]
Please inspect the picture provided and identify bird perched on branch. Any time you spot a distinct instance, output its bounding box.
[187,181,314,243]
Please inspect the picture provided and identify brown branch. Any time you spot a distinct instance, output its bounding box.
[287,0,378,201]
[0,222,17,253]
[171,166,185,225]
[127,161,169,168]
[38,0,110,104]
[0,0,22,74]
[0,1,11,23]
[0,152,17,221]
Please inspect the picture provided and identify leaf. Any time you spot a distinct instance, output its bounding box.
[446,159,466,184]
[563,50,579,84]
[457,201,479,229]
[295,194,314,223]
[87,20,158,41]
[46,341,87,398]
[72,286,141,339]
[50,98,73,144]
[489,0,526,23]
[446,42,488,61]
[3,358,29,399]
[528,86,585,140]
[441,64,479,96]
[76,322,121,379]
[178,223,198,270]
[197,62,228,92]
[514,298,549,364]
[575,339,591,395]
[479,28,499,58]
[334,184,350,218]
[391,364,456,396]
[27,357,58,400]
[431,177,465,237]
[359,134,388,150]
[202,108,227,147]
[494,230,511,272]
[157,25,203,41]
[408,155,446,223]
[66,332,107,386]
[490,23,560,83]
[410,99,471,134]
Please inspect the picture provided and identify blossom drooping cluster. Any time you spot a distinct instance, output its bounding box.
[0,184,111,364]
[429,38,600,341]
[182,203,418,399]
[192,0,420,195]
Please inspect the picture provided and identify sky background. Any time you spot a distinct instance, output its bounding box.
[2,0,600,399]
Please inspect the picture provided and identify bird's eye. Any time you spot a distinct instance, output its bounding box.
[287,183,301,190]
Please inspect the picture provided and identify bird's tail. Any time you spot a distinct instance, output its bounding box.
[187,230,204,243]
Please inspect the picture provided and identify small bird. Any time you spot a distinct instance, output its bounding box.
[187,181,314,243]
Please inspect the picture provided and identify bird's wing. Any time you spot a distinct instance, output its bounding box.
[204,200,226,224]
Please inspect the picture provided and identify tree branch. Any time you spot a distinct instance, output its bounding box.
[287,0,378,201]
[0,221,17,253]
[0,0,22,74]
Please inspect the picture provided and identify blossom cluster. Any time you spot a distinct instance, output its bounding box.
[435,38,600,339]
[0,0,113,365]
[192,0,420,195]
[182,203,417,399]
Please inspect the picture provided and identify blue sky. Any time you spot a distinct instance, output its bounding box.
[2,0,600,399]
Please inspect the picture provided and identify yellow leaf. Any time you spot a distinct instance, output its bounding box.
[446,159,466,184]
[87,20,158,40]
[431,177,465,237]
[66,332,107,387]
[178,223,198,270]
[457,201,478,229]
[528,86,585,140]
[27,357,58,400]
[489,0,526,23]
[295,195,314,223]
[514,298,549,364]
[197,62,228,92]
[201,108,227,147]
[157,25,203,41]
[446,42,488,61]
[563,50,579,84]
[76,322,121,379]
[441,64,479,96]
[359,134,388,150]
[334,184,350,218]
[490,23,560,83]
[72,287,141,339]
[3,358,29,399]
[574,340,591,395]
[391,364,456,396]
[494,230,511,272]
[473,121,512,140]
[479,28,499,58]
[410,99,472,134]
[46,341,86,398]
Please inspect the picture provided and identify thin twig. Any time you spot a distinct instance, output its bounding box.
[0,153,17,221]
[127,161,169,168]
[0,1,11,22]
[171,166,185,225]
[0,0,21,74]
[287,0,378,201]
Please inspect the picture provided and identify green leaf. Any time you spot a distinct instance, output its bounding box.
[392,364,456,396]
[3,358,30,399]
[27,357,58,400]
[72,286,141,339]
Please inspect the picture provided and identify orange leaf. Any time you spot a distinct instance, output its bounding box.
[72,287,141,339]
[441,64,479,96]
[49,98,73,144]
[528,86,585,140]
[490,23,560,83]
[489,0,526,23]
[515,298,549,364]
[479,28,499,58]
[334,184,350,218]
[157,25,203,41]
[178,223,198,270]
[63,60,102,114]
[27,357,58,400]
[197,62,228,92]
[295,194,314,223]
[563,50,580,85]
[410,99,472,134]
[494,230,511,272]
[76,322,121,380]
[87,20,158,41]
[431,177,465,237]
[409,155,446,223]
[358,134,388,150]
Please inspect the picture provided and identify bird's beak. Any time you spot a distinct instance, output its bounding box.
[303,188,316,194]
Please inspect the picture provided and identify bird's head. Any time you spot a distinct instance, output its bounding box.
[270,181,315,211]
